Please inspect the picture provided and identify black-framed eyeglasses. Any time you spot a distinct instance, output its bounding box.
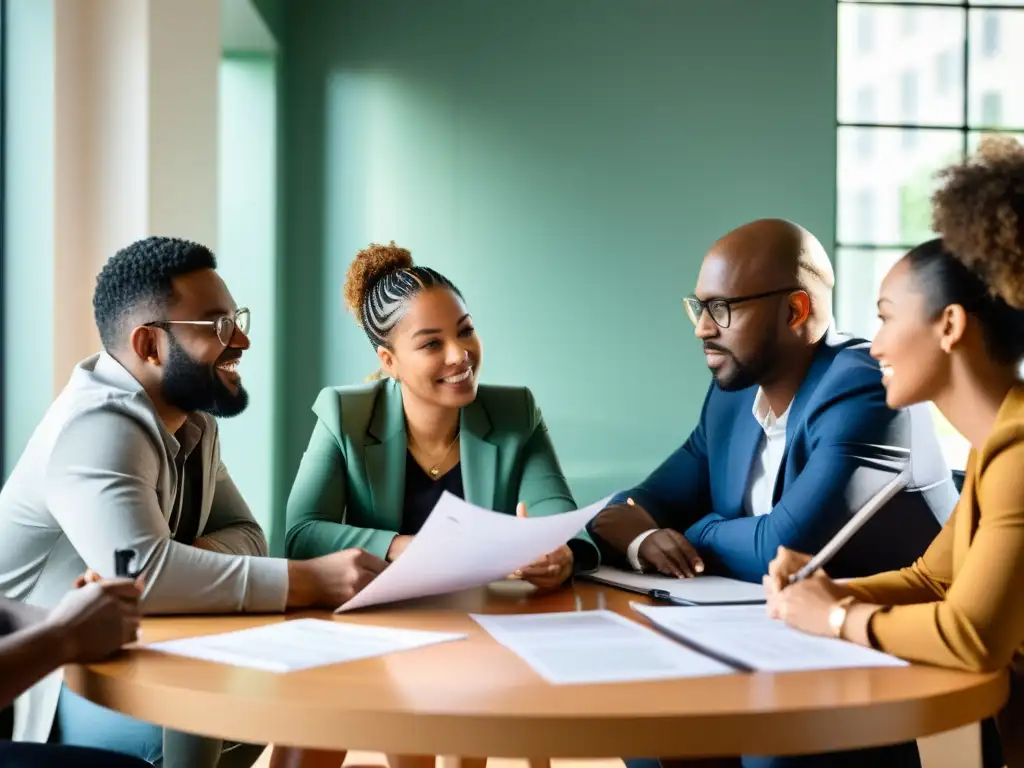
[683,288,800,329]
[145,307,251,346]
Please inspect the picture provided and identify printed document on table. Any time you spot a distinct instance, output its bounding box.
[585,566,765,604]
[633,604,908,672]
[146,618,466,673]
[471,610,734,684]
[336,493,609,612]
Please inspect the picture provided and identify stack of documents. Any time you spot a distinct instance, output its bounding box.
[632,603,908,672]
[472,606,906,684]
[471,610,733,684]
[336,492,609,612]
[585,566,766,605]
[146,618,466,673]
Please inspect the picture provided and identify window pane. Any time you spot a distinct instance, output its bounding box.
[839,5,965,126]
[968,9,1024,128]
[837,128,963,246]
[835,248,906,340]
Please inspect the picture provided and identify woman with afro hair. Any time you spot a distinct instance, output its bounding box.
[766,136,1024,768]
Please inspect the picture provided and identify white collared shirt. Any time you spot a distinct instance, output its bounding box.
[625,387,791,570]
[744,387,790,517]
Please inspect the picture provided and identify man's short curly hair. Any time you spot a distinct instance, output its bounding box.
[93,236,217,350]
[932,135,1024,309]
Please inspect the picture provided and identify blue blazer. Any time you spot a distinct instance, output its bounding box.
[596,329,958,582]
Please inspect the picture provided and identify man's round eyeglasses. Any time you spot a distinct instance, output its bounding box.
[145,308,251,346]
[683,288,800,329]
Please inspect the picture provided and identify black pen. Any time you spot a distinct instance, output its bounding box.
[648,589,697,606]
[648,588,764,608]
[114,548,138,579]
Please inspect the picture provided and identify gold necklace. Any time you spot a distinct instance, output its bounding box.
[411,431,460,479]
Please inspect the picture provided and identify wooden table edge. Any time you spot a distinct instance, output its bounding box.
[64,662,1009,758]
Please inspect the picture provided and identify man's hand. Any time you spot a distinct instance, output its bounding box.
[589,500,660,552]
[45,579,142,664]
[513,503,574,590]
[386,535,414,562]
[287,548,388,608]
[637,529,704,578]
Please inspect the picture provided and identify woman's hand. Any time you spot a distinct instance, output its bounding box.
[516,545,574,590]
[766,569,851,637]
[512,502,574,590]
[764,546,815,597]
[386,535,414,562]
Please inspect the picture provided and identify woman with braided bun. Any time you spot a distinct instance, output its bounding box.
[763,137,1024,768]
[286,241,598,583]
[280,242,597,768]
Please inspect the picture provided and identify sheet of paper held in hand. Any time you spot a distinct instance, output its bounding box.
[471,610,734,684]
[633,604,908,672]
[336,492,610,613]
[145,618,466,673]
[585,566,766,605]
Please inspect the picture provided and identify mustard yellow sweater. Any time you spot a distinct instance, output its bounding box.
[848,384,1024,766]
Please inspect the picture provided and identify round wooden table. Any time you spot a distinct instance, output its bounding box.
[65,581,1008,760]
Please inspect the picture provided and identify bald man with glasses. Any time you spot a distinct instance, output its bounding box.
[591,219,954,584]
[589,220,955,767]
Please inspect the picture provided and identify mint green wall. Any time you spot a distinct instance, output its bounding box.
[3,0,55,478]
[217,55,279,536]
[276,0,837,508]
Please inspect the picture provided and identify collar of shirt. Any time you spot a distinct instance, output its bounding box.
[752,387,791,437]
[174,419,204,462]
[95,351,205,460]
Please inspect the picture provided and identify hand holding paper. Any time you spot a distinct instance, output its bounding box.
[336,493,608,612]
[513,502,575,590]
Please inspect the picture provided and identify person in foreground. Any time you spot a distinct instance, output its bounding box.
[281,241,598,768]
[0,237,387,767]
[766,138,1024,768]
[590,219,953,585]
[590,219,954,768]
[0,580,147,767]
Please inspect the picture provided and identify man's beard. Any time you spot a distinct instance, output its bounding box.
[708,325,780,393]
[161,334,248,418]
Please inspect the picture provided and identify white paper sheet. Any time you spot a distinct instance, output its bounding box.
[585,566,766,604]
[471,610,734,684]
[336,493,609,612]
[633,603,909,672]
[145,618,466,673]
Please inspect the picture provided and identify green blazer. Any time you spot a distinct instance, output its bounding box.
[285,378,599,569]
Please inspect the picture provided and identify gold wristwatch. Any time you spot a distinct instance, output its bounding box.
[828,595,856,639]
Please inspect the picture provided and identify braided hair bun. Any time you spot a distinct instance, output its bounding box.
[343,241,414,325]
[343,241,462,351]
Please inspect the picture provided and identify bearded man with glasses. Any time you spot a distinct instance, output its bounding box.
[590,220,957,767]
[0,237,387,767]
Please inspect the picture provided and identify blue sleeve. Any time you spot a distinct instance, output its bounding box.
[607,387,712,529]
[685,364,905,582]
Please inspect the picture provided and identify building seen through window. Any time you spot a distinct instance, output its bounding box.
[836,0,1024,468]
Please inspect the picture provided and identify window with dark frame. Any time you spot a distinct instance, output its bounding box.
[836,0,1024,469]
